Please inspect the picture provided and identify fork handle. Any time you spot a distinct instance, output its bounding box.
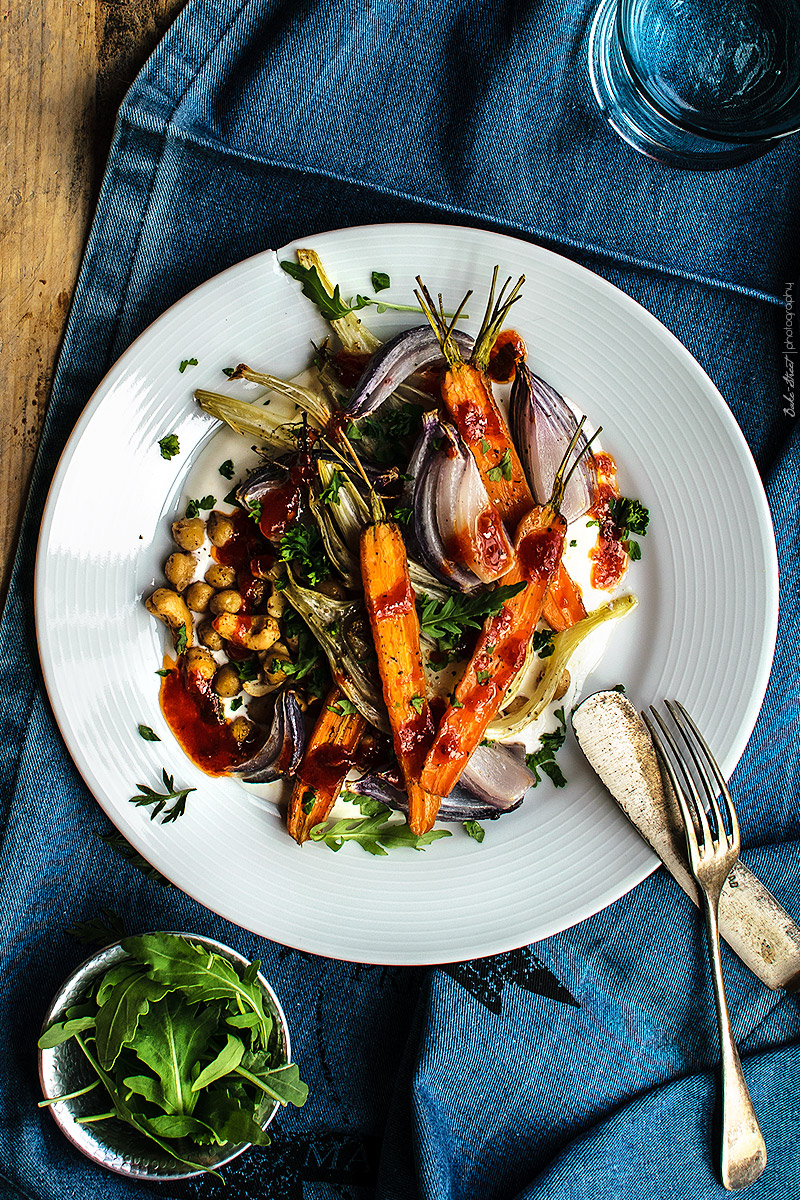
[702,892,767,1191]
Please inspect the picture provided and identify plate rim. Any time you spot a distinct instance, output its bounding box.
[34,221,779,964]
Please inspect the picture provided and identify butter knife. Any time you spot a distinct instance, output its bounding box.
[572,689,800,991]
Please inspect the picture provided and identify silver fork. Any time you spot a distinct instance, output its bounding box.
[643,700,767,1191]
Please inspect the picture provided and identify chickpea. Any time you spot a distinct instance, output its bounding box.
[185,581,214,613]
[205,563,236,589]
[214,612,280,653]
[315,578,346,599]
[230,715,253,743]
[213,664,241,698]
[185,646,216,681]
[171,517,205,552]
[197,622,223,651]
[267,586,286,619]
[209,589,242,615]
[207,511,235,548]
[145,589,193,649]
[164,552,196,593]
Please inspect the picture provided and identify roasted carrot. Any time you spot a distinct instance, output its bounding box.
[360,520,442,835]
[420,504,567,797]
[287,684,366,844]
[542,561,588,632]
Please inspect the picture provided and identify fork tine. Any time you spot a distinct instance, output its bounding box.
[642,710,703,864]
[672,700,741,854]
[646,706,714,852]
[666,700,726,848]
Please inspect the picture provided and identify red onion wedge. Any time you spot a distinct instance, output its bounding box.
[348,326,474,418]
[409,413,515,590]
[228,689,306,783]
[510,362,597,523]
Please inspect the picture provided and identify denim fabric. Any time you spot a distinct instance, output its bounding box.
[1,2,798,1198]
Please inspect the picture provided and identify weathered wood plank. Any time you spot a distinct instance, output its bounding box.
[0,0,186,604]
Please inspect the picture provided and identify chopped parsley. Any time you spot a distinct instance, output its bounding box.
[233,658,259,683]
[218,459,235,479]
[532,629,555,658]
[174,623,188,655]
[158,434,180,460]
[137,724,160,742]
[319,468,344,506]
[486,448,512,482]
[222,366,235,377]
[327,697,359,716]
[476,669,491,684]
[371,270,391,292]
[246,498,262,524]
[410,696,425,714]
[179,357,198,373]
[130,769,195,823]
[185,495,216,519]
[155,668,172,678]
[525,706,568,789]
[609,496,650,563]
[278,524,331,586]
[463,820,485,843]
[230,697,243,711]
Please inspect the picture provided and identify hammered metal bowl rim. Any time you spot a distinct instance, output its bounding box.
[38,930,291,1180]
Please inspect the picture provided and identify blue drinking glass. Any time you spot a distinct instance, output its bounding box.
[588,0,800,167]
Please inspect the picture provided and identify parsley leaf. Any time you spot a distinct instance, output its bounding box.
[158,434,180,460]
[130,769,195,823]
[410,695,425,714]
[174,624,188,656]
[179,358,198,373]
[327,698,359,716]
[476,669,491,684]
[371,270,391,292]
[525,707,568,789]
[218,459,235,479]
[417,582,526,652]
[319,468,344,506]
[185,495,216,519]
[486,448,512,482]
[233,658,259,683]
[532,629,555,658]
[278,524,331,586]
[609,497,650,538]
[625,540,642,561]
[463,820,485,843]
[137,724,161,742]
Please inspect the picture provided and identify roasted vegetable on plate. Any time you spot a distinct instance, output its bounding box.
[144,253,643,852]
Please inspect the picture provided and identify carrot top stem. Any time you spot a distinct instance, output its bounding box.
[414,277,472,369]
[471,268,525,372]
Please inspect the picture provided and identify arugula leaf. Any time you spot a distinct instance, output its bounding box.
[525,706,568,788]
[38,1015,97,1049]
[179,357,199,373]
[418,582,526,651]
[138,724,160,742]
[130,769,195,823]
[371,270,390,292]
[123,934,273,1048]
[278,524,331,586]
[192,1033,245,1092]
[158,434,180,460]
[128,994,219,1115]
[94,972,170,1069]
[310,809,451,856]
[235,1057,309,1108]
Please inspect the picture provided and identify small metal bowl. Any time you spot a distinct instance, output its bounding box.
[38,932,290,1180]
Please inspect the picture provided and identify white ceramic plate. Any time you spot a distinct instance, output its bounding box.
[35,223,778,964]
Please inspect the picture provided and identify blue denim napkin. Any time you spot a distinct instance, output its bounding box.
[1,2,798,1197]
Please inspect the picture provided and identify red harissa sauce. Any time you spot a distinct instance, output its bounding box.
[589,452,628,590]
[487,329,527,383]
[159,658,248,776]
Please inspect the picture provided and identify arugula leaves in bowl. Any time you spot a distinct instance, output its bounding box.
[38,932,308,1180]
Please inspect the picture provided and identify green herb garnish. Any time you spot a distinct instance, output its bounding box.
[410,696,425,714]
[609,496,650,537]
[130,769,195,824]
[463,820,485,843]
[218,459,235,479]
[185,495,216,519]
[486,447,512,482]
[309,805,451,855]
[278,524,331,586]
[327,698,359,716]
[417,582,526,652]
[137,724,161,742]
[532,629,555,658]
[371,270,390,292]
[525,707,568,788]
[158,435,180,461]
[179,358,198,373]
[174,624,188,656]
[319,468,344,506]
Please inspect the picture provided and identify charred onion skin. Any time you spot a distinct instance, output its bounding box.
[361,521,442,835]
[347,325,474,418]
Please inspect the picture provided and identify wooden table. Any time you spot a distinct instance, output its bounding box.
[0,0,185,605]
